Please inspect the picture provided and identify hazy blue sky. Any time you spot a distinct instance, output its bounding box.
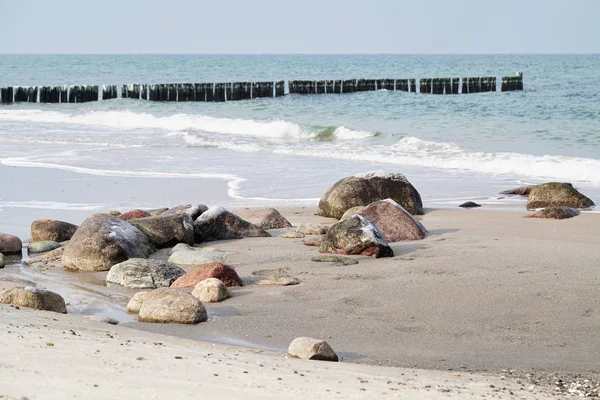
[1,0,598,54]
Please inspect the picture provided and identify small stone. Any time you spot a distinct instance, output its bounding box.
[171,263,243,288]
[256,277,300,286]
[525,206,580,220]
[281,232,305,239]
[0,287,67,313]
[303,236,323,247]
[191,278,230,303]
[27,241,61,254]
[127,291,150,314]
[311,255,359,265]
[459,201,481,208]
[296,223,328,235]
[138,288,207,324]
[0,233,22,255]
[288,337,338,362]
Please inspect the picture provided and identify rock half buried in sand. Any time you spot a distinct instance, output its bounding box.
[193,206,270,243]
[106,258,185,289]
[525,206,580,220]
[303,236,323,247]
[62,214,154,272]
[191,278,231,303]
[171,263,243,288]
[288,337,338,362]
[234,208,292,230]
[320,215,393,258]
[129,214,194,248]
[311,255,359,265]
[27,241,61,254]
[256,276,300,286]
[0,287,67,314]
[168,249,231,265]
[459,201,481,208]
[317,171,423,219]
[162,204,208,221]
[127,291,150,314]
[30,219,78,242]
[23,247,64,268]
[297,223,328,235]
[119,209,151,221]
[138,288,207,324]
[341,199,427,242]
[527,182,594,210]
[500,185,537,196]
[281,231,305,239]
[0,233,22,255]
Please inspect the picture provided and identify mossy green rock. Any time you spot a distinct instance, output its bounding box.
[27,241,61,254]
[527,182,594,210]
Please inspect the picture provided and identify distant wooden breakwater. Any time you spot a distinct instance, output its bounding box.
[0,73,523,104]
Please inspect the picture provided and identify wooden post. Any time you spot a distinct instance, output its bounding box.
[342,79,356,93]
[141,84,148,100]
[452,77,460,94]
[333,80,341,93]
[275,81,285,97]
[409,79,416,93]
[316,80,326,94]
[325,80,334,93]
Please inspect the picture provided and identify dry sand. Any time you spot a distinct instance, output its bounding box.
[1,206,599,398]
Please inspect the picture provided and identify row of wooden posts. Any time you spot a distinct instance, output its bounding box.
[0,74,523,104]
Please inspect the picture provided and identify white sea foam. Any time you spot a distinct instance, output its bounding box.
[0,201,104,211]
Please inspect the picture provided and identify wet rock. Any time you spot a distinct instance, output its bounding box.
[129,214,194,248]
[62,214,154,272]
[168,249,231,265]
[191,278,230,303]
[311,255,359,265]
[527,182,594,210]
[127,291,150,314]
[288,337,338,362]
[256,276,300,286]
[500,185,537,196]
[106,258,185,289]
[234,208,292,230]
[320,215,393,258]
[297,223,328,235]
[303,236,323,247]
[341,199,427,242]
[0,253,4,268]
[30,219,78,242]
[0,287,67,314]
[281,232,305,239]
[119,209,151,221]
[27,240,61,254]
[193,206,270,242]
[459,201,481,208]
[0,233,22,255]
[138,288,207,324]
[318,171,423,219]
[171,263,243,288]
[23,247,65,268]
[525,206,580,220]
[162,204,208,220]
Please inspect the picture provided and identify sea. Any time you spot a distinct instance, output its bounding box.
[1,54,599,217]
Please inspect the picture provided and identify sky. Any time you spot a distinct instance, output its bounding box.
[1,0,599,54]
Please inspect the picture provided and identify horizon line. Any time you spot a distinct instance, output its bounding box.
[1,52,599,56]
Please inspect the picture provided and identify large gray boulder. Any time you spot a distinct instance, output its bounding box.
[0,233,22,255]
[320,215,393,258]
[138,288,207,324]
[527,182,594,210]
[194,206,270,242]
[106,259,185,289]
[340,199,427,242]
[62,214,154,272]
[162,204,208,220]
[129,214,194,248]
[0,287,67,314]
[30,219,78,242]
[318,171,423,219]
[288,337,338,362]
[234,208,292,230]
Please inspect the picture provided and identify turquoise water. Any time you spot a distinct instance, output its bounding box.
[0,54,599,210]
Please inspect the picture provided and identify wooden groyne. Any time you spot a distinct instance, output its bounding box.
[0,73,523,104]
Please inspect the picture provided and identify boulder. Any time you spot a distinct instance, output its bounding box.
[317,171,423,219]
[193,206,270,242]
[303,236,323,247]
[138,288,207,324]
[319,215,393,258]
[30,219,78,242]
[146,207,169,216]
[168,249,231,265]
[62,214,154,272]
[311,255,359,265]
[127,291,150,314]
[527,182,594,210]
[459,201,481,208]
[23,247,65,268]
[162,204,208,220]
[0,233,22,255]
[119,209,151,221]
[129,214,194,248]
[171,263,243,288]
[106,259,185,289]
[288,337,338,362]
[0,253,4,268]
[0,287,67,314]
[27,241,61,254]
[297,223,328,235]
[341,199,427,242]
[500,185,537,196]
[525,206,580,220]
[191,278,231,303]
[234,208,292,230]
[281,232,305,239]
